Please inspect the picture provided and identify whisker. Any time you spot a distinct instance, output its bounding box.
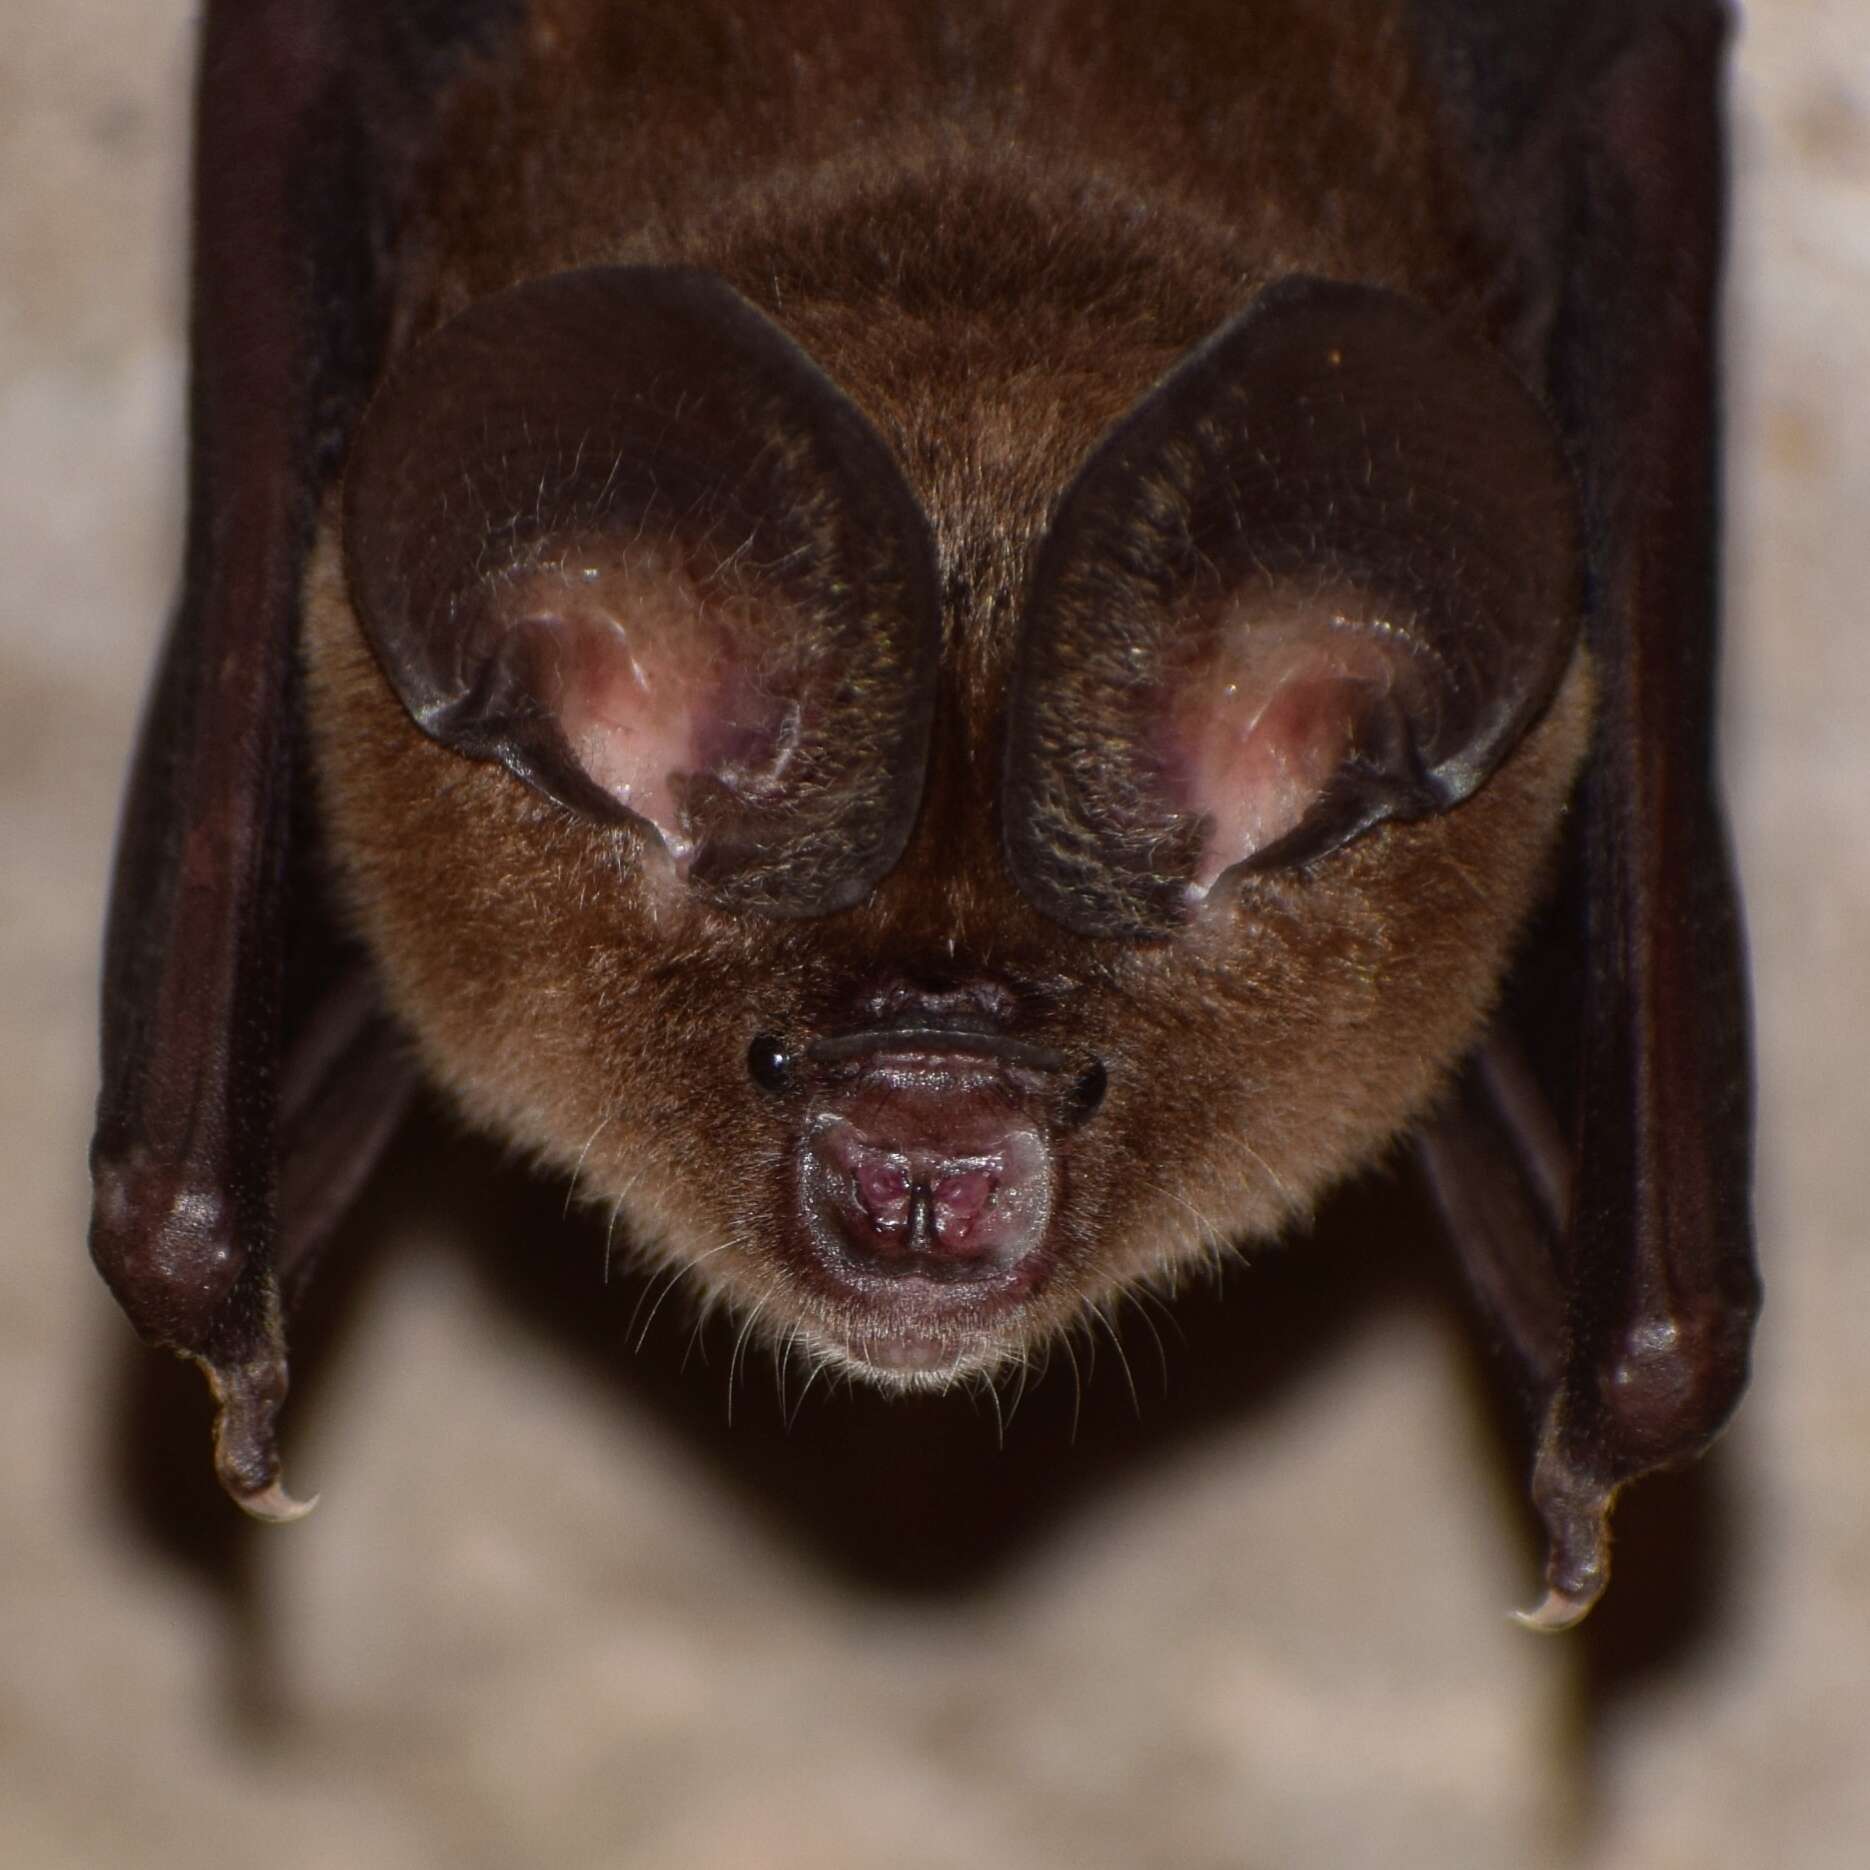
[1060,1332,1084,1445]
[784,1346,830,1431]
[1143,1176,1228,1258]
[624,1257,678,1343]
[564,1113,615,1219]
[983,1371,1007,1448]
[772,1327,799,1421]
[633,1236,744,1353]
[1091,1301,1142,1418]
[598,1167,647,1285]
[602,1198,624,1286]
[1000,1351,1034,1433]
[1235,1138,1296,1209]
[726,1293,772,1426]
[1120,1284,1174,1398]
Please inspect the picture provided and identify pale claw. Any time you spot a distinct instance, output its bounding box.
[1511,1585,1598,1634]
[232,1477,320,1524]
[198,1339,318,1522]
[1517,1410,1617,1631]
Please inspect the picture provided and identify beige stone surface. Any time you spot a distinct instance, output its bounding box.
[2,5,1864,1865]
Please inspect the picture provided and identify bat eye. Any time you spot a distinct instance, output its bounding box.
[1064,1059,1108,1125]
[1002,277,1582,937]
[747,1034,795,1094]
[342,266,940,919]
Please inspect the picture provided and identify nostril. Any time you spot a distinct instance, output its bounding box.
[931,1167,995,1242]
[855,1158,911,1226]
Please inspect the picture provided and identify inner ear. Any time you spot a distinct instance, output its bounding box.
[1001,277,1583,938]
[341,266,940,918]
[1161,594,1423,887]
[489,532,784,867]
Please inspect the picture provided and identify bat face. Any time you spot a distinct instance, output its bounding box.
[94,0,1756,1619]
[299,1,1594,1387]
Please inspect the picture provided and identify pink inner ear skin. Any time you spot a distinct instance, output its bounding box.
[504,549,739,865]
[1167,615,1401,891]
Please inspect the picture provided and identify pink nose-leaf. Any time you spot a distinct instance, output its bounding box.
[804,1117,1053,1282]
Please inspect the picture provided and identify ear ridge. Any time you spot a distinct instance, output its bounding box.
[342,266,941,918]
[1002,277,1582,938]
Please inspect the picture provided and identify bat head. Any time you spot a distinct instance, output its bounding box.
[305,263,1590,1388]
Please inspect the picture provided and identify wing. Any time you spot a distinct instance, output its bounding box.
[87,1,516,1515]
[1410,0,1760,1625]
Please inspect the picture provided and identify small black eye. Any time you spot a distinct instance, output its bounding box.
[747,1033,793,1094]
[1065,1059,1108,1125]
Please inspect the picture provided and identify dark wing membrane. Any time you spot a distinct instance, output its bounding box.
[1409,0,1758,1624]
[88,0,517,1515]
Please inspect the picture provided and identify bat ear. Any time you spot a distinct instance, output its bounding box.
[342,267,940,917]
[1002,278,1583,937]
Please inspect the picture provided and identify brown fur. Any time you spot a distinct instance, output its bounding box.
[303,0,1591,1380]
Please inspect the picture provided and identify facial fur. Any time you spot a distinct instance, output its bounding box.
[303,546,1590,1388]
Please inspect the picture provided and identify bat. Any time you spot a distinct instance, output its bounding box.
[89,0,1760,1628]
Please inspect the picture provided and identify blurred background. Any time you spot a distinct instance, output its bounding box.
[3,4,1865,1864]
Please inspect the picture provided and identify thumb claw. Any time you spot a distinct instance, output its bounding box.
[233,1477,321,1523]
[1510,1584,1599,1634]
[1520,1409,1618,1630]
[196,1338,317,1523]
